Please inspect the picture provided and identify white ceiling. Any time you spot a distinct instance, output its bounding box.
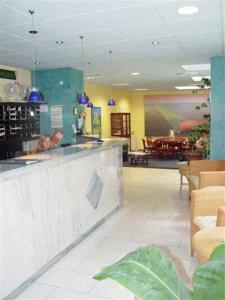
[0,0,224,90]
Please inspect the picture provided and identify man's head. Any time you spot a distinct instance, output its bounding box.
[39,135,52,151]
[201,131,209,139]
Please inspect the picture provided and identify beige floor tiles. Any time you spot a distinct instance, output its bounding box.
[16,167,198,300]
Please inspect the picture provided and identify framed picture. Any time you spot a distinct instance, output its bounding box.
[91,107,101,135]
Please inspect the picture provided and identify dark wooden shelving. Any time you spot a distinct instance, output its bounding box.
[0,102,41,159]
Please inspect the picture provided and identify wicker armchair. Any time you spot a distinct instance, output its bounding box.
[188,160,225,198]
[190,187,225,256]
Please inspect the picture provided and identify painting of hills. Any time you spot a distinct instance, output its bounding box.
[144,95,209,137]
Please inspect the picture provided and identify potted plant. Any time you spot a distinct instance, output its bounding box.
[94,242,225,300]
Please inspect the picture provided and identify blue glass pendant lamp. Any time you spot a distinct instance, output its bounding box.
[87,101,93,108]
[28,10,42,102]
[78,36,89,105]
[108,99,115,106]
[78,94,89,105]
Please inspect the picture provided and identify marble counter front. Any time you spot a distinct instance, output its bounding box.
[0,141,124,299]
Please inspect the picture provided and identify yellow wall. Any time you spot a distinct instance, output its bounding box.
[84,82,132,138]
[84,82,209,149]
[0,65,31,101]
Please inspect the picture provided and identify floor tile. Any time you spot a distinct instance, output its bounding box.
[90,279,134,300]
[47,288,108,300]
[37,268,95,294]
[17,283,56,299]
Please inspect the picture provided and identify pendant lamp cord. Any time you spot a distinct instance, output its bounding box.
[29,10,37,88]
[88,62,91,79]
[109,50,113,100]
[80,36,85,94]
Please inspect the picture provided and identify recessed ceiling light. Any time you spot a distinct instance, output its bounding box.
[178,6,199,15]
[175,86,201,90]
[182,64,210,71]
[56,40,64,44]
[35,61,41,65]
[29,30,38,34]
[134,88,148,91]
[131,72,140,75]
[114,83,130,86]
[191,76,211,82]
[152,41,160,46]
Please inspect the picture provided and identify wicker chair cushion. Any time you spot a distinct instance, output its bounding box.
[201,186,225,191]
[192,227,225,264]
[194,216,217,229]
[190,176,199,189]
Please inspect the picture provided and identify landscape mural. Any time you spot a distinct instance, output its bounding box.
[144,95,210,137]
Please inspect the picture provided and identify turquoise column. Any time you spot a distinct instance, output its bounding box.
[34,67,83,144]
[210,56,225,159]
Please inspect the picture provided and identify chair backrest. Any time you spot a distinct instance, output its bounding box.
[191,187,225,218]
[189,160,225,176]
[142,138,147,150]
[200,171,225,188]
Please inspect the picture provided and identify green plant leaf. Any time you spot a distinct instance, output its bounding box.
[94,247,192,300]
[209,241,225,261]
[192,242,225,300]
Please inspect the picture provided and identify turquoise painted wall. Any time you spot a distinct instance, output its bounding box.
[35,67,83,144]
[210,56,225,159]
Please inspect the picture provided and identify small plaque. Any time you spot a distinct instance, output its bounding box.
[86,170,103,209]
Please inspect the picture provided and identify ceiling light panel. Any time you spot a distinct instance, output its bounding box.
[182,64,210,71]
[114,83,130,86]
[191,76,210,82]
[152,0,220,21]
[175,86,201,90]
[177,6,199,15]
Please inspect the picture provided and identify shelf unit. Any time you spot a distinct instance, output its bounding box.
[0,102,41,159]
[111,113,131,138]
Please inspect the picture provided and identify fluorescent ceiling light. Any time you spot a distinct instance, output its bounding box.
[175,86,201,90]
[178,6,199,15]
[134,88,148,91]
[114,83,130,86]
[131,72,140,75]
[182,64,210,71]
[85,74,104,79]
[191,76,211,82]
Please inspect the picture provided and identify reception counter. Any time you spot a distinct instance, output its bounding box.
[0,140,126,299]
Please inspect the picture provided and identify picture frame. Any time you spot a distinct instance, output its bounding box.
[91,107,101,135]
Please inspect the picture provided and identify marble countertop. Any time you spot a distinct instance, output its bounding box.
[0,139,127,180]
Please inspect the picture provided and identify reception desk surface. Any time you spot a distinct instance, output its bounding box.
[1,140,125,299]
[0,139,127,178]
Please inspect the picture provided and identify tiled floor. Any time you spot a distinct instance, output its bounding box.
[17,167,198,300]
